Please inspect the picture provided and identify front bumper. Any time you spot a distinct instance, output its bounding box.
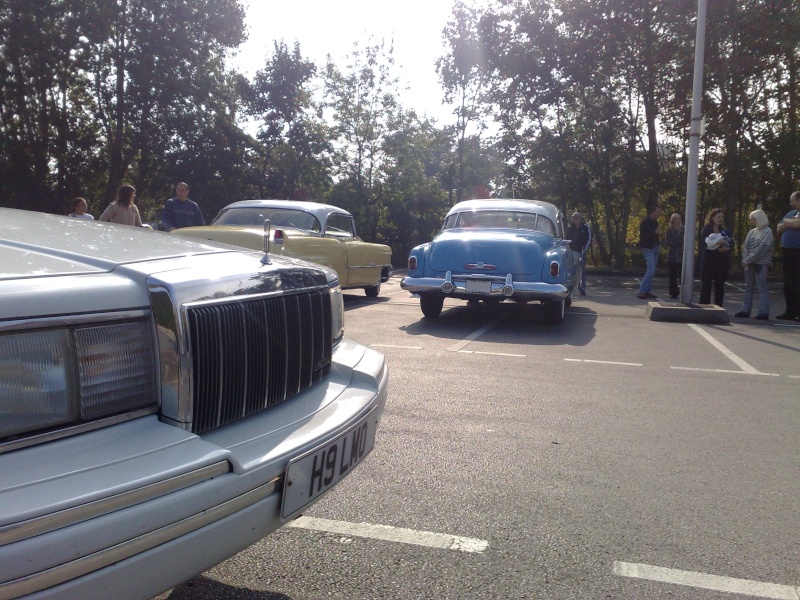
[401,272,569,302]
[0,339,387,600]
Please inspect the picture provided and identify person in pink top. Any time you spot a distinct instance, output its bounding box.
[98,184,143,227]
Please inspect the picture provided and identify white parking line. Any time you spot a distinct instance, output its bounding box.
[614,561,800,599]
[447,316,504,352]
[459,350,527,357]
[687,323,765,374]
[564,358,643,366]
[370,344,423,350]
[671,366,779,376]
[286,517,489,553]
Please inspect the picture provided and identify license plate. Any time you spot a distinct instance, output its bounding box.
[281,409,379,519]
[465,279,491,293]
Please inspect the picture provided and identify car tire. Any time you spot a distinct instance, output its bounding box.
[543,299,565,325]
[420,294,444,318]
[365,283,380,298]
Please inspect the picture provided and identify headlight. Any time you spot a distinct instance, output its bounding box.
[328,276,345,344]
[0,321,157,442]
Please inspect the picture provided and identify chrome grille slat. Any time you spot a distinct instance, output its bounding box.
[186,290,331,434]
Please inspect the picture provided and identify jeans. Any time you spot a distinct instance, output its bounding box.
[638,246,659,294]
[783,248,800,317]
[740,263,770,317]
[573,250,587,292]
[668,261,681,298]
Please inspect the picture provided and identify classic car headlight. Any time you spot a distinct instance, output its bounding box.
[329,277,345,344]
[0,321,157,442]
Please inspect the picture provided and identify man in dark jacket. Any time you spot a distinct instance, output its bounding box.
[566,212,591,295]
[161,182,205,231]
[637,204,662,299]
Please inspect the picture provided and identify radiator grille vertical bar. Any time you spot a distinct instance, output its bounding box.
[186,289,331,434]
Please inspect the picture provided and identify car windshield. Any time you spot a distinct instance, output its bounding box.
[443,211,555,236]
[212,207,321,232]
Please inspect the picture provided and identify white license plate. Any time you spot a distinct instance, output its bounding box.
[281,409,379,519]
[465,279,491,293]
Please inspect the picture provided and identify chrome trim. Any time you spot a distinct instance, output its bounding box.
[0,477,280,599]
[0,310,150,333]
[347,263,392,271]
[181,284,328,310]
[0,462,231,546]
[402,276,568,301]
[0,407,159,455]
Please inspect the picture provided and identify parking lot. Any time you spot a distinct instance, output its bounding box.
[160,273,799,600]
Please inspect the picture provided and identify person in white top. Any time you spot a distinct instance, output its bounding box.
[68,197,94,220]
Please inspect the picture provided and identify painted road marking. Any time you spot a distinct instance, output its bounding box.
[447,316,504,352]
[458,350,526,357]
[614,561,800,599]
[286,517,489,553]
[565,358,643,367]
[688,323,765,374]
[371,344,423,350]
[671,366,779,376]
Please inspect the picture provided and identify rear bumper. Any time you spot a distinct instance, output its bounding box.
[401,273,569,302]
[0,339,388,600]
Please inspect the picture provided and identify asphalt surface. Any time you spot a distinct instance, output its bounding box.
[157,273,799,600]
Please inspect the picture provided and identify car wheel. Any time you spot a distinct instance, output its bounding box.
[365,283,380,298]
[543,299,565,325]
[420,294,444,318]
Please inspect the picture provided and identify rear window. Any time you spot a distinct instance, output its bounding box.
[213,208,321,232]
[443,211,555,235]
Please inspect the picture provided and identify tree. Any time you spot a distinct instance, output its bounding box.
[247,41,332,200]
[323,38,401,238]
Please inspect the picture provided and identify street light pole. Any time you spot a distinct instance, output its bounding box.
[680,0,708,304]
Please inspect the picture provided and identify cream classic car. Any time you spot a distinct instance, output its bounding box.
[173,200,393,297]
[0,208,388,599]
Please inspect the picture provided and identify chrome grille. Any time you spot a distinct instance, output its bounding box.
[185,289,332,434]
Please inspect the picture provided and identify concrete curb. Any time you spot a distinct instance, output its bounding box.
[645,300,730,323]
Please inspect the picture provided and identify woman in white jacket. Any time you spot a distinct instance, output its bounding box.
[735,209,775,320]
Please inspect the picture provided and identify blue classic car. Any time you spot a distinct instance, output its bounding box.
[401,199,579,323]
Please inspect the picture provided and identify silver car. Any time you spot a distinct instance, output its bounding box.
[0,209,388,599]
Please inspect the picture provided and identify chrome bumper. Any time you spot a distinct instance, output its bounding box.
[401,271,569,302]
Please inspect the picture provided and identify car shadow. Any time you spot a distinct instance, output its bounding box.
[399,300,598,348]
[162,575,292,599]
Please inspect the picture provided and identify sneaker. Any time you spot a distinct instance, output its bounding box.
[636,293,648,299]
[734,311,749,318]
[776,313,797,320]
[755,315,769,320]
[579,289,586,296]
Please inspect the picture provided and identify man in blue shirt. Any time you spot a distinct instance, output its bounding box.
[776,191,800,320]
[161,182,205,231]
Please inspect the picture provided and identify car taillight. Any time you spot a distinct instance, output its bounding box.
[550,262,559,277]
[273,229,285,245]
[408,256,417,271]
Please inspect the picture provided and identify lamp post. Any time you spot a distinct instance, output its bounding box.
[680,0,708,305]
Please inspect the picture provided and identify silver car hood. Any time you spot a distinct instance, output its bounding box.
[0,208,330,320]
[0,208,237,278]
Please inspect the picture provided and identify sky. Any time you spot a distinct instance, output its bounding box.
[232,0,459,125]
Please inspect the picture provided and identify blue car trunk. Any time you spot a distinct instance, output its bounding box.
[428,230,553,277]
